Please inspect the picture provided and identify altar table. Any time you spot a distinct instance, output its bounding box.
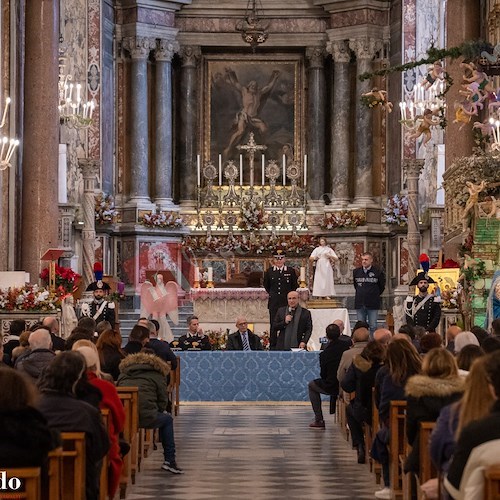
[177,351,319,402]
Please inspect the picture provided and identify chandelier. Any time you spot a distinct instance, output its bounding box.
[58,51,95,129]
[236,0,270,51]
[0,97,20,171]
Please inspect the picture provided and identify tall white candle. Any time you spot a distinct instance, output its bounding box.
[282,154,286,186]
[300,266,306,282]
[197,155,201,186]
[218,154,222,186]
[304,154,307,187]
[194,266,200,282]
[240,155,243,186]
[207,267,213,282]
[261,154,265,186]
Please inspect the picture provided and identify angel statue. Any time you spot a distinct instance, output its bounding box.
[407,108,440,145]
[140,273,179,343]
[361,88,393,112]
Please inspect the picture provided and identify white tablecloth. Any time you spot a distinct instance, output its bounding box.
[307,308,351,351]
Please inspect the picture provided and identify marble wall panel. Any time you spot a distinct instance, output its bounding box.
[330,9,388,28]
[87,0,101,161]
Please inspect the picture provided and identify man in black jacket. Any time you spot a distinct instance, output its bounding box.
[404,272,441,332]
[353,252,385,337]
[226,317,263,350]
[307,323,350,428]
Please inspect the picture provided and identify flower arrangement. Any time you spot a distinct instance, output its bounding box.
[206,329,228,350]
[440,286,460,309]
[239,200,265,231]
[182,234,317,256]
[0,285,60,311]
[40,265,81,296]
[383,194,409,226]
[95,192,118,224]
[321,211,366,230]
[258,331,270,350]
[141,210,184,229]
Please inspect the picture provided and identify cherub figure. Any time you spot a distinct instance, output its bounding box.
[458,81,486,116]
[407,108,439,145]
[362,87,393,112]
[422,61,444,90]
[461,61,495,97]
[462,180,487,231]
[454,102,473,129]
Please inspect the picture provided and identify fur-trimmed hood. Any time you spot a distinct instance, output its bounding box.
[405,374,465,399]
[119,352,170,377]
[353,354,374,373]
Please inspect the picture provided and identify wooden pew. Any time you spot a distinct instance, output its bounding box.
[138,428,153,472]
[167,356,181,416]
[389,400,408,500]
[370,388,382,483]
[116,387,139,498]
[0,468,41,500]
[485,464,500,500]
[416,421,437,500]
[100,408,110,500]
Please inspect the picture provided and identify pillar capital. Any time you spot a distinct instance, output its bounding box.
[122,36,155,60]
[155,39,180,62]
[305,46,326,68]
[349,37,383,61]
[327,40,351,63]
[78,158,101,179]
[179,45,201,67]
[403,158,425,178]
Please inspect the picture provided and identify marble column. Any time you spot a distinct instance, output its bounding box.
[328,41,351,207]
[404,159,424,285]
[154,39,179,208]
[305,47,326,202]
[122,36,154,204]
[22,0,60,280]
[78,159,100,289]
[349,38,382,207]
[179,46,200,205]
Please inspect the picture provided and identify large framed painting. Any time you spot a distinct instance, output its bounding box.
[204,54,304,169]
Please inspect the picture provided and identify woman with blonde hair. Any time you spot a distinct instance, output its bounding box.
[404,348,465,476]
[430,356,493,474]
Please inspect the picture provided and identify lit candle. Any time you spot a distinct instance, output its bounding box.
[240,154,243,186]
[300,266,306,282]
[218,154,222,186]
[197,154,201,186]
[261,154,265,186]
[1,97,10,126]
[207,267,213,282]
[496,121,500,145]
[89,101,95,119]
[194,266,200,282]
[282,154,286,186]
[69,83,74,101]
[76,83,81,103]
[303,154,307,187]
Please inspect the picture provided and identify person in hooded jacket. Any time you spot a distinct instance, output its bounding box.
[117,351,183,474]
[341,340,386,463]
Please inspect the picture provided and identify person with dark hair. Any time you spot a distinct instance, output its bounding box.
[96,320,113,337]
[3,319,26,364]
[405,273,441,332]
[471,325,489,345]
[456,345,484,373]
[0,368,60,467]
[37,351,109,500]
[78,316,98,335]
[398,324,416,339]
[419,332,443,354]
[342,341,386,463]
[481,335,500,353]
[176,315,211,351]
[491,318,500,337]
[307,324,350,429]
[42,317,66,351]
[65,326,95,351]
[445,351,500,498]
[146,321,178,369]
[96,328,126,380]
[124,325,150,354]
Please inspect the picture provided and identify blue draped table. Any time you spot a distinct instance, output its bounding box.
[177,351,320,402]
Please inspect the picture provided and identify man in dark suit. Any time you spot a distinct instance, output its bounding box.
[271,291,312,350]
[263,250,299,327]
[308,323,350,428]
[226,317,263,351]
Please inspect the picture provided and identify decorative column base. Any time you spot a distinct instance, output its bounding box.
[329,198,350,209]
[350,196,379,209]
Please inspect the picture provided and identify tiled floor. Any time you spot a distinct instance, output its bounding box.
[126,403,378,499]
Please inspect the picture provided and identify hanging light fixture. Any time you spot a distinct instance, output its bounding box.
[236,0,270,51]
[0,97,20,171]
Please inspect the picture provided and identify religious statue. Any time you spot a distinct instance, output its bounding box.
[461,180,486,231]
[421,61,444,89]
[223,67,281,157]
[407,108,440,145]
[460,62,494,97]
[309,237,339,298]
[361,88,393,112]
[485,271,500,332]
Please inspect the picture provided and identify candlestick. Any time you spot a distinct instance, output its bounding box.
[300,267,305,282]
[261,154,265,186]
[194,266,200,281]
[303,154,307,187]
[282,154,286,186]
[240,155,243,186]
[197,154,201,187]
[1,97,10,127]
[218,154,222,186]
[207,267,213,282]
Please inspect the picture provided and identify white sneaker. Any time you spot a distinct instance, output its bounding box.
[374,487,391,499]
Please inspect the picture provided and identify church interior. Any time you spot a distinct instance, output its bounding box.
[1,0,500,499]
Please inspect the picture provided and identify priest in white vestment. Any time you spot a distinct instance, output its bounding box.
[309,238,339,298]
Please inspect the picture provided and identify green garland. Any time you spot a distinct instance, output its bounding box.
[359,40,492,81]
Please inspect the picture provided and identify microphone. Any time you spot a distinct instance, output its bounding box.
[288,307,295,317]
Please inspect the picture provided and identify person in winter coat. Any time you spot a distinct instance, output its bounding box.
[404,348,464,476]
[76,346,126,499]
[341,341,386,463]
[0,367,60,467]
[37,351,110,500]
[117,352,183,474]
[15,328,56,381]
